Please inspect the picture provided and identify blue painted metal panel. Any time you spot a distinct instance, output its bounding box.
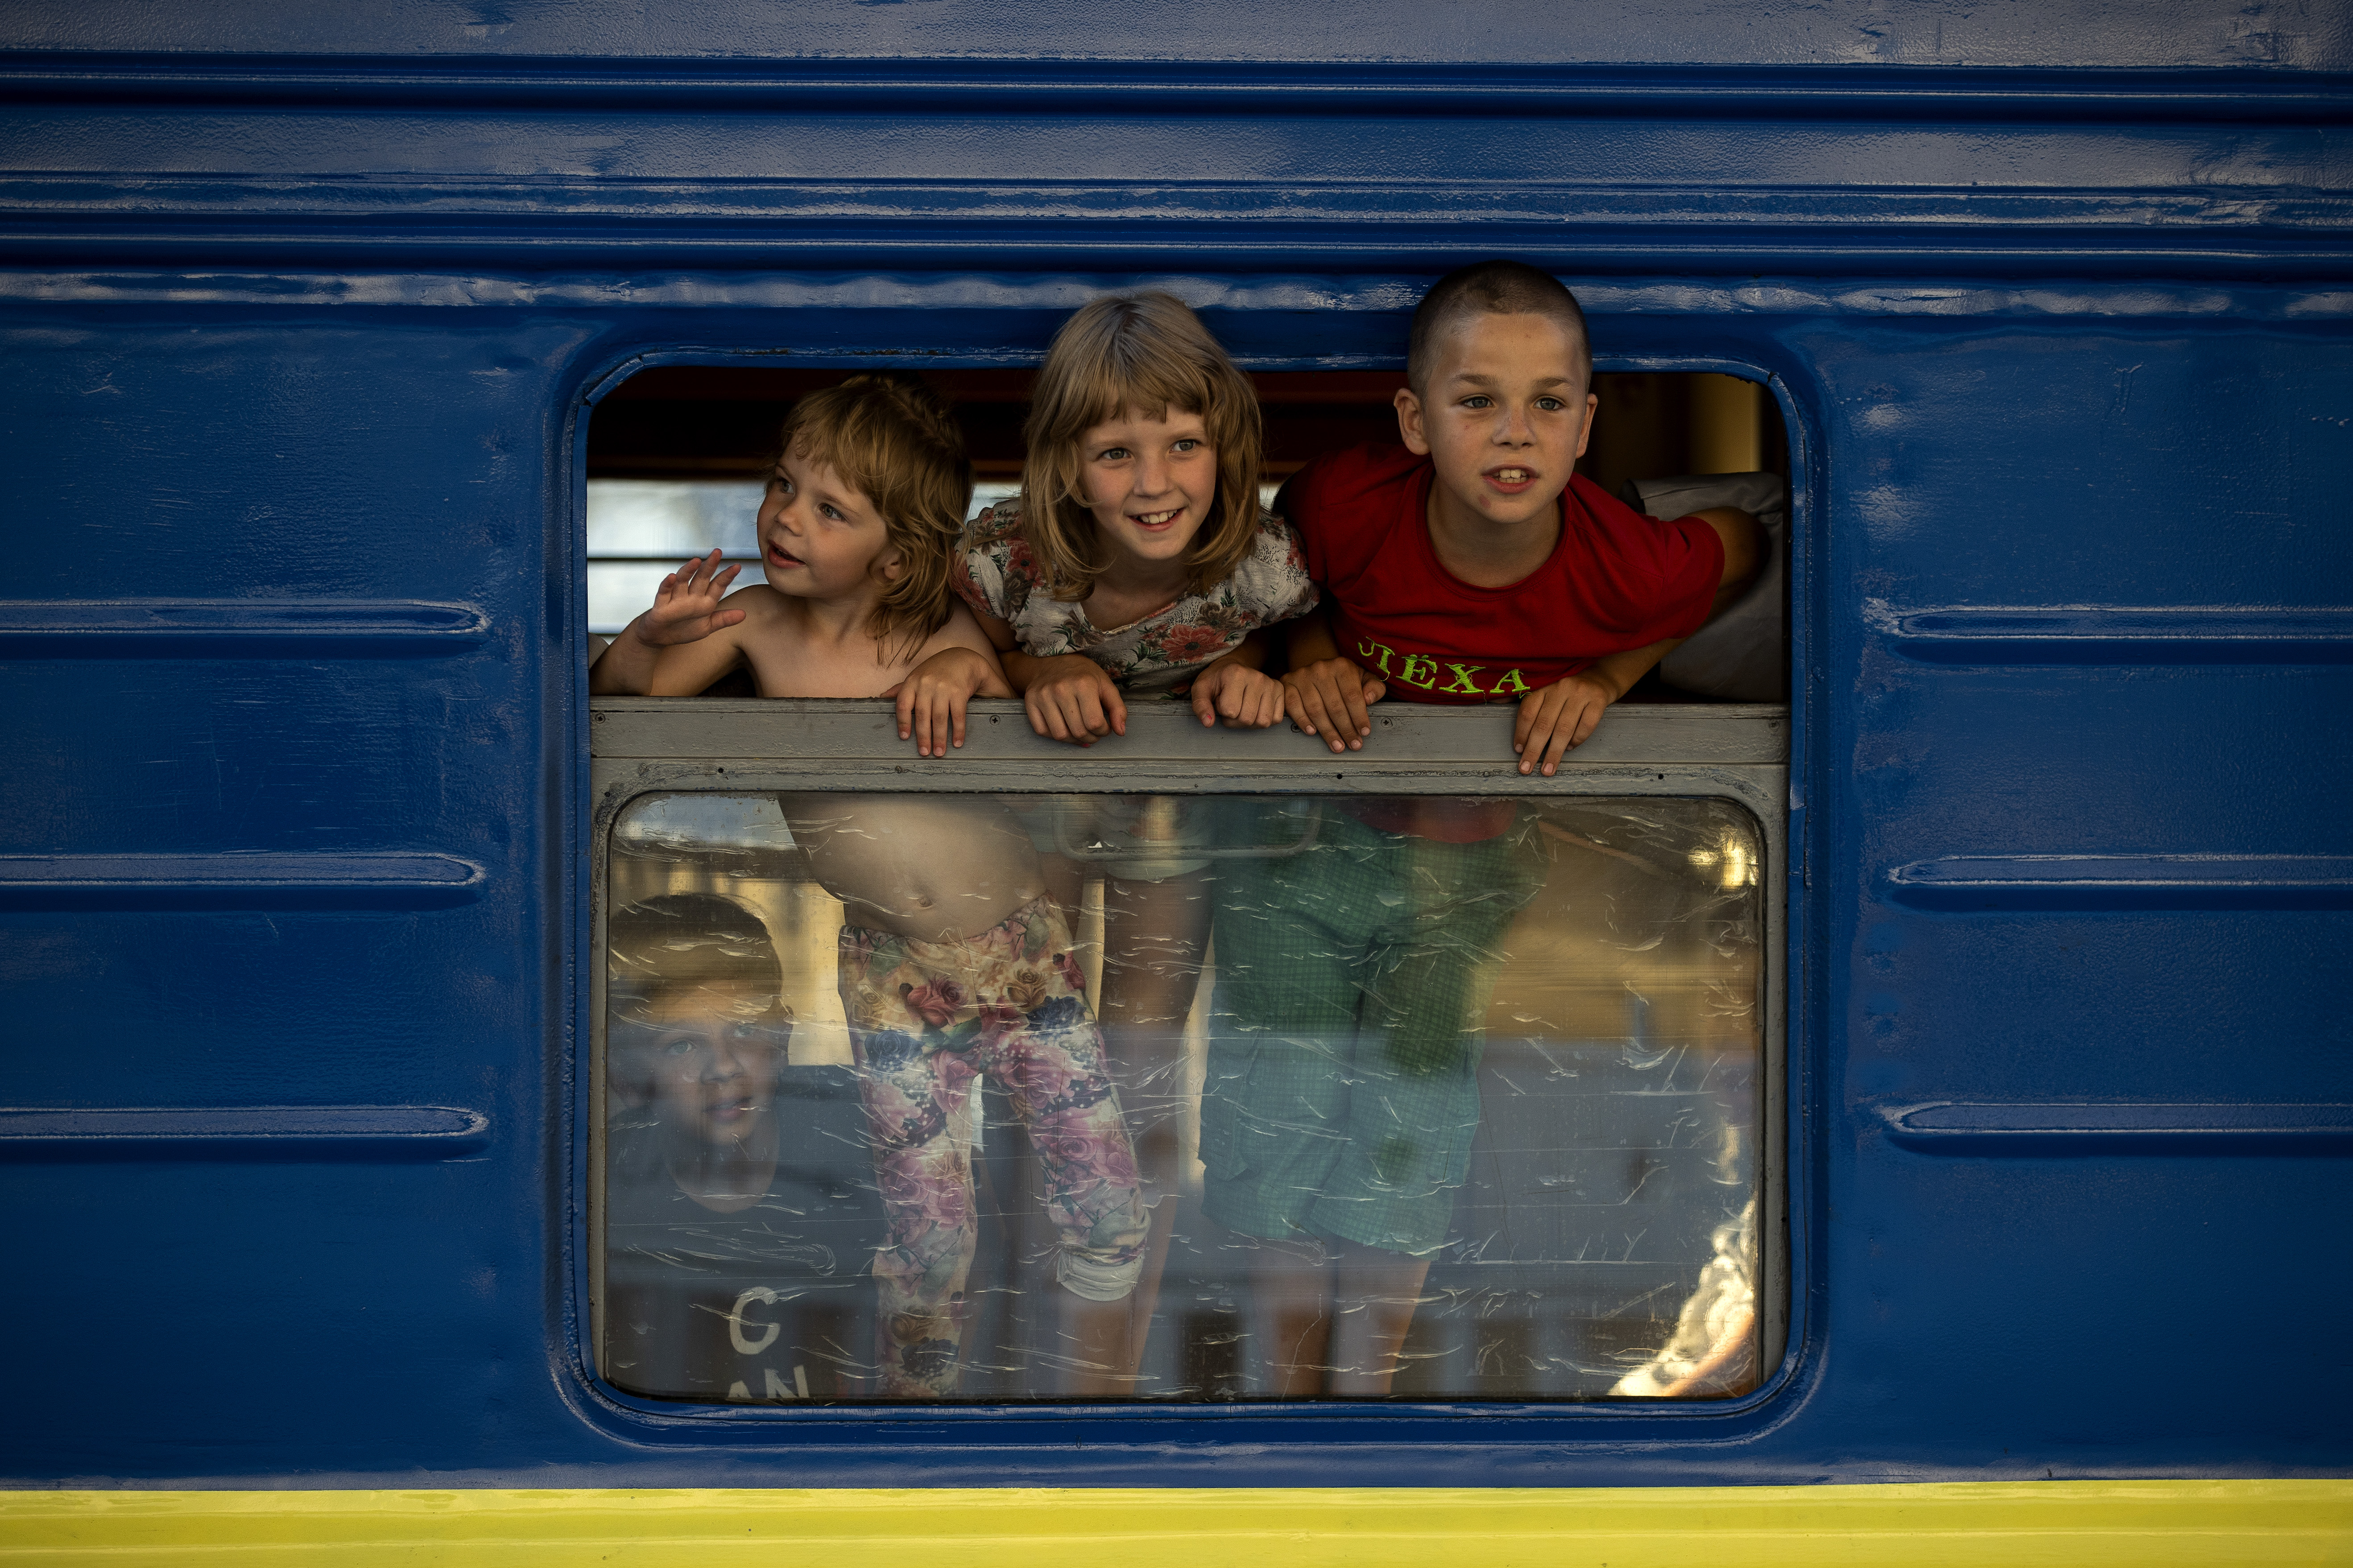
[0,0,2347,1492]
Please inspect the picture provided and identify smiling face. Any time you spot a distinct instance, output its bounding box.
[617,981,789,1152]
[1075,406,1220,575]
[1394,311,1597,537]
[757,446,902,605]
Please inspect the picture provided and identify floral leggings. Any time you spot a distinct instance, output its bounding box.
[838,896,1148,1397]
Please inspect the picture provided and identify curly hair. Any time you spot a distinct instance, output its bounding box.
[775,373,973,661]
[1018,293,1264,602]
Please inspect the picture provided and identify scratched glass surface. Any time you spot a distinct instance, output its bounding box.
[599,792,1763,1402]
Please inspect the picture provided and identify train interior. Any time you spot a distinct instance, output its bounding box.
[587,370,1787,1402]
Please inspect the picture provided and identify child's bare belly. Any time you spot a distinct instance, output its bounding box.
[781,794,1045,943]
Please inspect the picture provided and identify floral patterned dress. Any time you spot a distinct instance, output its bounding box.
[838,895,1148,1398]
[953,499,1319,696]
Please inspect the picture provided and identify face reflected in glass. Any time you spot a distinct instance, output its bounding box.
[614,982,790,1150]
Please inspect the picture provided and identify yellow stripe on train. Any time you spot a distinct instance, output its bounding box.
[2,1481,2347,1565]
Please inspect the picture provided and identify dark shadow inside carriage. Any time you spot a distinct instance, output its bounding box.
[589,367,1786,1403]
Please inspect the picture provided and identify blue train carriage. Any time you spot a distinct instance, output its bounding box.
[2,0,2349,1561]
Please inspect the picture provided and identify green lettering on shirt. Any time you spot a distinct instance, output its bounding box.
[1441,663,1486,695]
[1489,667,1532,695]
[1397,653,1439,688]
[1356,637,1396,678]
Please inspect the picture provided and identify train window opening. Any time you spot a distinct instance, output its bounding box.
[595,783,1770,1404]
[582,354,1791,1411]
[584,366,1790,705]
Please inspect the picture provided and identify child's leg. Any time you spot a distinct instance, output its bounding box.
[1311,828,1545,1254]
[1200,828,1391,1390]
[1285,829,1541,1390]
[1323,1240,1435,1395]
[1095,864,1210,1373]
[1205,815,1542,1392]
[1239,1230,1340,1398]
[849,1036,982,1397]
[976,908,1150,1396]
[1099,867,1209,1149]
[838,930,987,1399]
[1231,1230,1427,1396]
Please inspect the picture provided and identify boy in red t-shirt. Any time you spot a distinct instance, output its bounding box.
[1282,261,1759,771]
[1199,262,1760,1395]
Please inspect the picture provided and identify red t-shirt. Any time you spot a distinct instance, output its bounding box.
[1280,443,1725,706]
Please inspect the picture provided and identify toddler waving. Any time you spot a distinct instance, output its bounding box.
[591,375,1150,1398]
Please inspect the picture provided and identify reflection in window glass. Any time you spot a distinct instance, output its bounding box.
[599,792,1764,1403]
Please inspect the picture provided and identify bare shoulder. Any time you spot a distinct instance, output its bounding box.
[918,599,1000,659]
[724,583,796,639]
[720,584,811,660]
[722,582,789,621]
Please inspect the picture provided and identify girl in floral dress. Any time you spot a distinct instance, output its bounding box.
[894,293,1319,1374]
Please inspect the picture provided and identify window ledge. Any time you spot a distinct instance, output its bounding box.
[589,697,1788,767]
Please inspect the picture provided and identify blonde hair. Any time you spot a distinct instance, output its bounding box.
[775,373,972,660]
[1019,293,1264,602]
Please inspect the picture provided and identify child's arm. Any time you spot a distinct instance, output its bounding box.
[889,602,1016,757]
[1513,507,1763,776]
[1510,642,1669,776]
[1182,628,1286,729]
[898,601,1128,749]
[588,549,747,695]
[1280,609,1387,754]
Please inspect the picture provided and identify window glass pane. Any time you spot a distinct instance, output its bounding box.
[599,791,1764,1403]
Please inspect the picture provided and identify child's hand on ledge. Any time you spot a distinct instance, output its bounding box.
[889,646,1012,758]
[1514,669,1624,776]
[1282,656,1386,754]
[1023,654,1127,747]
[1184,656,1286,730]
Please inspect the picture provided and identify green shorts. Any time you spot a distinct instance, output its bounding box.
[1198,803,1544,1255]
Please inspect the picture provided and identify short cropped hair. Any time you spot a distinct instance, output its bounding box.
[608,892,786,1022]
[1406,261,1592,396]
[776,373,973,660]
[1020,292,1265,602]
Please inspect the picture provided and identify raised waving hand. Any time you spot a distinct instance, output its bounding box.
[588,549,748,695]
[640,549,745,644]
